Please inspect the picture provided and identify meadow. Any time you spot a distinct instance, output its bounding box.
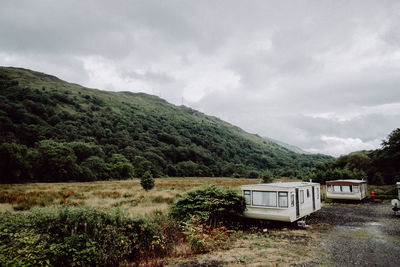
[0,177,259,215]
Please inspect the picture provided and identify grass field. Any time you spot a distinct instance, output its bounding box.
[0,177,262,215]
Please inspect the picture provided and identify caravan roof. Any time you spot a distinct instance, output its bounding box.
[326,179,366,185]
[242,181,319,190]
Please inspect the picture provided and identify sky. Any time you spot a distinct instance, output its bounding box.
[1,0,400,156]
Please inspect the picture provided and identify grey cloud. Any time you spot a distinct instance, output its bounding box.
[1,0,400,156]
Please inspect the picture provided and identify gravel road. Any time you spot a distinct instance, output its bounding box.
[308,201,400,267]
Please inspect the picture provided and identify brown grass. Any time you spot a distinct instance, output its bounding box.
[163,228,321,266]
[0,177,259,215]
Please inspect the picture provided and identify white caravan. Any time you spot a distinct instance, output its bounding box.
[397,182,400,200]
[241,182,321,222]
[391,182,400,213]
[326,179,367,200]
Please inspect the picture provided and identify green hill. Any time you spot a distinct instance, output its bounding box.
[0,67,332,182]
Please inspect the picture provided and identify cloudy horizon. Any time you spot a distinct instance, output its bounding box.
[1,0,399,156]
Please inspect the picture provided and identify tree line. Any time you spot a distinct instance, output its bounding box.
[0,140,134,183]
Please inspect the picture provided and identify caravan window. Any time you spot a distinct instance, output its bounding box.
[342,186,351,193]
[300,190,304,204]
[316,188,320,199]
[290,192,295,207]
[307,189,310,198]
[244,190,251,205]
[353,185,359,193]
[327,185,332,192]
[333,185,341,192]
[252,191,277,207]
[278,192,288,208]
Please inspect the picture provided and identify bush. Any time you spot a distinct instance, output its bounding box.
[183,217,231,254]
[140,170,155,191]
[248,170,259,178]
[0,207,167,266]
[170,184,246,227]
[261,169,274,183]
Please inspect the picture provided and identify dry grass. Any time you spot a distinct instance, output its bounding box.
[0,177,260,215]
[163,228,321,266]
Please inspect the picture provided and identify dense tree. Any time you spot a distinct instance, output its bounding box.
[0,142,31,183]
[35,140,78,181]
[374,128,400,184]
[80,156,109,181]
[67,142,105,164]
[133,156,155,177]
[109,153,134,179]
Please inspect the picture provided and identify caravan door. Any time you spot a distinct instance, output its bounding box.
[295,188,300,218]
[312,186,316,211]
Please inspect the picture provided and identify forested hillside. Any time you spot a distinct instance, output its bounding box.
[0,67,332,182]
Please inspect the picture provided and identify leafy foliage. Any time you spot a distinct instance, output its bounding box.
[261,169,274,183]
[0,67,332,182]
[140,171,155,191]
[0,140,133,183]
[0,207,171,266]
[0,142,32,183]
[170,185,246,227]
[183,217,231,254]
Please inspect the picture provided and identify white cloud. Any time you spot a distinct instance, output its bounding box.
[307,136,382,157]
[309,103,400,122]
[81,56,154,94]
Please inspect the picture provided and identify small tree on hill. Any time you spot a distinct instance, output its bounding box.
[248,170,259,178]
[140,171,155,191]
[261,169,274,183]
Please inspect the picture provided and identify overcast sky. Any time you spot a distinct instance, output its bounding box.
[1,0,400,156]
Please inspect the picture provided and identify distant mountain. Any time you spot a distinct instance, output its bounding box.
[0,67,333,179]
[264,137,311,154]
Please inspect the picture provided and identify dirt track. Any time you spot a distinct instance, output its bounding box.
[308,201,400,267]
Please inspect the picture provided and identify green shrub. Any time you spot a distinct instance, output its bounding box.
[183,217,232,254]
[261,169,274,183]
[141,170,155,191]
[372,187,397,198]
[0,207,167,266]
[248,170,259,178]
[170,184,246,227]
